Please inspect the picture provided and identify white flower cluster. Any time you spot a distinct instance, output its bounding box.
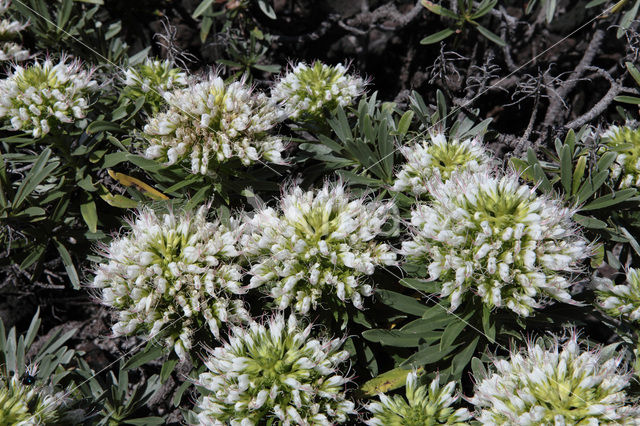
[600,125,640,188]
[143,74,285,175]
[469,332,640,424]
[121,58,187,113]
[0,57,97,137]
[392,132,493,197]
[92,206,250,360]
[365,371,471,425]
[0,374,68,425]
[0,1,29,62]
[595,268,640,322]
[402,171,591,316]
[271,62,365,121]
[242,182,396,314]
[196,314,355,425]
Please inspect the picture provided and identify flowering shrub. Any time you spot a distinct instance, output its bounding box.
[142,74,285,175]
[402,171,591,316]
[195,314,355,425]
[271,62,365,121]
[242,182,396,314]
[595,268,640,322]
[392,132,492,196]
[91,206,250,360]
[121,58,187,113]
[364,371,471,425]
[0,56,96,137]
[469,332,640,424]
[600,125,640,188]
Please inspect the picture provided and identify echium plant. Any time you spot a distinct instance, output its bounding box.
[242,182,396,314]
[143,74,285,175]
[195,314,356,425]
[0,374,69,425]
[595,268,640,322]
[91,205,251,360]
[600,124,640,188]
[0,56,97,137]
[121,57,187,114]
[0,0,29,62]
[469,332,640,424]
[402,171,591,316]
[271,62,365,122]
[391,132,493,197]
[364,371,472,425]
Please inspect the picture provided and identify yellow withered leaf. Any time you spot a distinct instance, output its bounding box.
[107,169,169,201]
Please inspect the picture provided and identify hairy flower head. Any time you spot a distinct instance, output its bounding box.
[121,58,187,113]
[0,56,97,137]
[392,132,493,196]
[92,206,250,360]
[0,1,29,62]
[595,268,640,322]
[365,371,472,425]
[469,332,640,424]
[271,62,365,121]
[242,182,396,314]
[143,74,285,175]
[600,125,640,188]
[0,374,68,425]
[195,314,356,425]
[402,171,591,316]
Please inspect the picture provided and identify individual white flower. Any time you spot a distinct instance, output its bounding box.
[469,331,640,424]
[392,132,493,196]
[271,61,365,121]
[365,371,472,425]
[91,205,250,360]
[143,74,285,175]
[0,374,68,425]
[121,58,187,113]
[595,268,640,322]
[242,182,396,314]
[0,1,30,62]
[600,125,640,188]
[401,171,591,316]
[0,56,97,137]
[195,314,356,425]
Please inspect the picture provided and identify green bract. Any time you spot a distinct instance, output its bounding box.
[121,58,187,113]
[195,314,355,425]
[470,332,640,424]
[242,182,396,314]
[600,125,640,188]
[364,371,472,425]
[271,62,365,121]
[595,268,640,322]
[0,56,97,137]
[392,132,493,196]
[91,205,250,360]
[402,171,591,316]
[143,74,285,175]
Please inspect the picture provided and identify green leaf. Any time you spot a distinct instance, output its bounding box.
[257,0,277,19]
[626,62,640,86]
[362,329,432,347]
[53,238,80,289]
[481,305,496,343]
[451,336,480,376]
[80,200,98,233]
[615,95,640,104]
[13,148,58,210]
[160,359,178,383]
[100,193,138,209]
[421,0,459,18]
[402,341,463,366]
[440,318,467,351]
[86,120,124,134]
[596,151,618,172]
[572,155,587,194]
[420,28,456,44]
[123,418,166,425]
[122,344,165,370]
[396,110,414,136]
[399,278,440,293]
[57,0,73,29]
[617,0,640,38]
[620,226,640,257]
[573,213,607,229]
[376,289,427,317]
[560,144,572,194]
[475,24,506,46]
[359,367,418,397]
[581,188,637,210]
[192,0,214,18]
[470,0,498,19]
